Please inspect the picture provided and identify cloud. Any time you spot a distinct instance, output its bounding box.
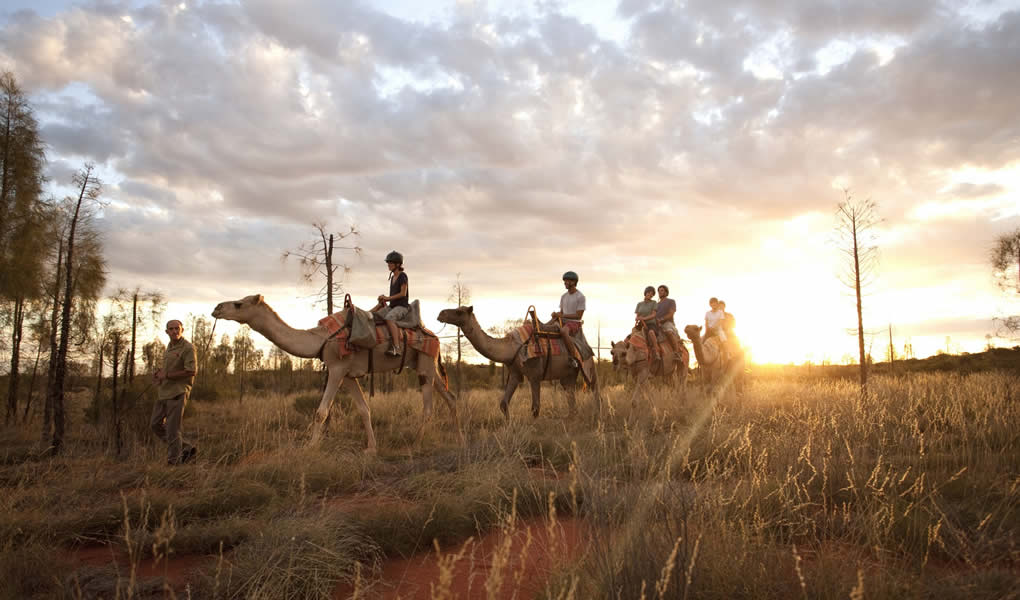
[944,182,1006,198]
[1,0,1017,361]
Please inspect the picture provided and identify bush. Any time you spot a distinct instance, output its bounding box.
[293,394,320,416]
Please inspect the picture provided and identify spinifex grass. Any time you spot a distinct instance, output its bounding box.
[0,371,1015,599]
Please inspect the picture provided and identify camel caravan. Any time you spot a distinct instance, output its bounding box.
[211,252,744,453]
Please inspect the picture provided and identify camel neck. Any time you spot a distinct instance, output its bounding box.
[248,305,330,359]
[458,314,520,363]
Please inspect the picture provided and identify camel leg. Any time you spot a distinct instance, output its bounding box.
[415,379,435,444]
[583,357,600,414]
[630,366,649,409]
[343,377,377,455]
[310,365,345,446]
[500,369,523,419]
[423,354,458,419]
[529,376,542,418]
[560,376,577,418]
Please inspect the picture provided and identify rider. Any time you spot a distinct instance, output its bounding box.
[635,286,662,357]
[719,300,739,354]
[371,251,409,356]
[550,271,585,369]
[704,297,727,344]
[655,284,683,356]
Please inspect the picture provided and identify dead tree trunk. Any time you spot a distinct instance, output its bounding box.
[5,295,24,424]
[41,239,63,443]
[49,163,96,454]
[23,338,42,423]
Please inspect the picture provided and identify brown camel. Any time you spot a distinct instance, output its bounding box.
[610,328,689,407]
[211,295,457,454]
[684,324,744,391]
[436,306,598,418]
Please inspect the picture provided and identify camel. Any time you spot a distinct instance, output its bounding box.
[436,306,598,418]
[684,324,744,392]
[211,295,457,454]
[610,328,689,407]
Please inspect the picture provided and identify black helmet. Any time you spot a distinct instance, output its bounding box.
[385,250,403,264]
[562,271,578,281]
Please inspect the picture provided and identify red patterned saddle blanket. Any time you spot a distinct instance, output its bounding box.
[317,312,440,358]
[509,323,569,359]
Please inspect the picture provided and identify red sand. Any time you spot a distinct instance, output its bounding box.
[69,545,208,586]
[336,517,589,600]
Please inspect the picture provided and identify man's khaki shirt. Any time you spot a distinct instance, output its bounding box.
[159,337,197,400]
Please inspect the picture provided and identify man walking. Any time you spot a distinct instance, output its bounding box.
[152,319,197,465]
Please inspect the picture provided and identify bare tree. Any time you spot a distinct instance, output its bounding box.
[46,163,107,453]
[834,190,880,389]
[990,227,1020,336]
[447,273,471,397]
[282,223,360,315]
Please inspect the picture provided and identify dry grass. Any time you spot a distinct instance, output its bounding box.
[0,370,1016,599]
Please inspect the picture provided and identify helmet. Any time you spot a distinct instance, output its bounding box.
[562,271,578,281]
[384,250,404,264]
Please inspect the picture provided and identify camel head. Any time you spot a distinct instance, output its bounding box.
[610,340,627,369]
[212,294,265,323]
[437,305,474,327]
[684,324,702,341]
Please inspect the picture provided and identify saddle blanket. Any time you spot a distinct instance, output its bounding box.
[318,311,440,359]
[511,322,594,361]
[625,331,650,362]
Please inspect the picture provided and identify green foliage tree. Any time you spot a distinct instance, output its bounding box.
[208,334,233,376]
[990,227,1020,336]
[0,71,48,425]
[232,326,261,402]
[141,337,165,375]
[112,287,166,382]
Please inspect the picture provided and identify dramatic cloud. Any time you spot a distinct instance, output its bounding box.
[1,0,1017,361]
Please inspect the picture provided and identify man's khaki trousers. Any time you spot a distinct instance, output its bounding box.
[150,393,193,464]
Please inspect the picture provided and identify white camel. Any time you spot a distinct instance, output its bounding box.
[211,295,457,454]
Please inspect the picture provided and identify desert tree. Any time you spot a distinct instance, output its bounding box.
[990,227,1020,336]
[112,287,166,382]
[486,318,523,380]
[834,190,880,389]
[0,71,48,424]
[282,222,360,315]
[232,325,257,402]
[447,273,471,397]
[141,337,166,376]
[45,163,108,453]
[208,334,233,377]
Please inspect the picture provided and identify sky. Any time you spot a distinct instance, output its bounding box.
[2,0,1018,365]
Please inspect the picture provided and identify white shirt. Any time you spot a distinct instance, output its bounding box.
[705,309,724,330]
[560,290,586,322]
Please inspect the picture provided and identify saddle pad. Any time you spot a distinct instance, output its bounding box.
[330,325,441,359]
[318,311,347,336]
[511,323,535,345]
[525,336,569,360]
[625,331,650,362]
